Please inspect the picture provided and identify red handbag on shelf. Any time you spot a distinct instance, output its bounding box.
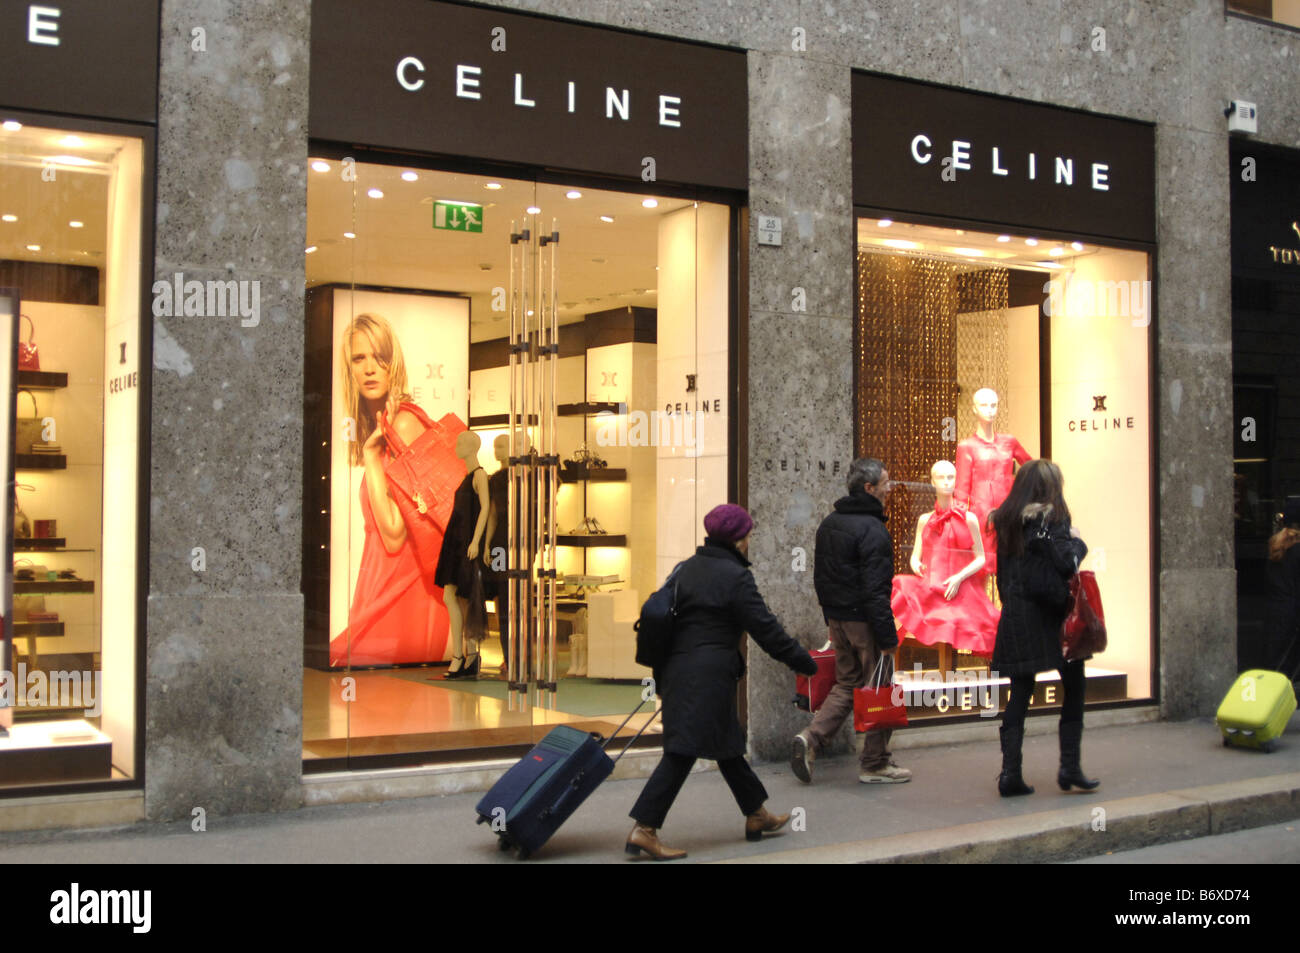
[18,314,39,371]
[1061,570,1107,661]
[379,403,467,584]
[853,654,909,732]
[794,639,836,713]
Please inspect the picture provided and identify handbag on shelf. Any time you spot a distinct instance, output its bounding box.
[1061,571,1107,661]
[853,654,909,732]
[15,390,48,453]
[378,403,466,584]
[13,594,46,622]
[14,498,31,539]
[18,314,39,372]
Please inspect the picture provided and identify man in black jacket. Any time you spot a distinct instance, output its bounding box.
[793,457,911,784]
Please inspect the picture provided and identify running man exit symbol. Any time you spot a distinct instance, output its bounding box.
[434,201,484,233]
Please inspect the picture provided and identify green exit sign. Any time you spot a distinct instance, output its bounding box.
[434,201,483,232]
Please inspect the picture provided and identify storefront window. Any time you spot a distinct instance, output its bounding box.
[1227,0,1300,30]
[0,119,144,786]
[303,159,731,765]
[855,217,1154,718]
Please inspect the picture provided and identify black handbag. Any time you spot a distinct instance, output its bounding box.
[1022,523,1071,612]
[634,562,684,670]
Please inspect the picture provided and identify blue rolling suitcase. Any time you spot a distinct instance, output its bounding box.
[475,700,659,859]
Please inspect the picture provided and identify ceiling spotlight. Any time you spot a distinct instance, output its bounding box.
[881,239,921,250]
[877,219,893,228]
[69,220,84,228]
[401,171,418,182]
[566,190,582,199]
[46,155,95,166]
[367,188,384,199]
[60,135,84,148]
[2,121,21,132]
[1,214,16,223]
[1025,238,1039,247]
[485,182,503,190]
[1049,246,1066,256]
[1071,241,1085,251]
[311,160,330,173]
[600,215,614,223]
[642,198,659,208]
[343,231,355,239]
[996,235,1012,242]
[26,244,40,252]
[305,245,318,254]
[953,247,984,256]
[526,206,541,215]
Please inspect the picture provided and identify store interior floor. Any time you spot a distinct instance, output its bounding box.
[302,639,659,760]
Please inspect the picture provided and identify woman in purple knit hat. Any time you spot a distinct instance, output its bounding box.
[625,504,818,861]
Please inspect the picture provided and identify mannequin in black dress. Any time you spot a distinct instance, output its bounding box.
[435,430,491,679]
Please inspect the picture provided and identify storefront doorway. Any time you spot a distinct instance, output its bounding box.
[302,160,734,766]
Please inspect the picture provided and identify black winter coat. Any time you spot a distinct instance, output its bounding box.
[991,508,1088,675]
[812,491,899,649]
[658,539,815,760]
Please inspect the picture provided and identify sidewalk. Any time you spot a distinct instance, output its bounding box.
[0,715,1297,864]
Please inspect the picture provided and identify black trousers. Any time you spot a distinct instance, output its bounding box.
[629,752,767,829]
[1003,658,1086,729]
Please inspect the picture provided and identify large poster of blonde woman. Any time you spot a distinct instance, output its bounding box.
[327,288,470,666]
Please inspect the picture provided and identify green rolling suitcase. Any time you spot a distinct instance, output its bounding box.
[1216,669,1297,752]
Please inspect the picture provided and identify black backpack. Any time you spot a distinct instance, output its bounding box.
[634,562,685,669]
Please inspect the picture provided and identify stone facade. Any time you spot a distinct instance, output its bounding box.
[142,0,1299,816]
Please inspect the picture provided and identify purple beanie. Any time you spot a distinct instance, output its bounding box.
[703,504,754,543]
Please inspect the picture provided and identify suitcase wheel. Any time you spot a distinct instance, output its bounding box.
[1263,740,1277,753]
[1223,736,1231,747]
[498,837,512,852]
[516,847,531,860]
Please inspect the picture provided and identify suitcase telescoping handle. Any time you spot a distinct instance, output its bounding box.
[601,694,662,765]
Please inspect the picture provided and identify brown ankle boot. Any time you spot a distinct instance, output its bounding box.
[744,805,791,842]
[625,824,687,860]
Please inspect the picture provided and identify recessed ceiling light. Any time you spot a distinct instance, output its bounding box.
[485,182,503,190]
[26,245,40,252]
[953,247,984,256]
[343,231,355,239]
[1025,238,1039,246]
[642,198,659,208]
[305,245,318,254]
[877,219,893,228]
[1,215,16,223]
[1049,246,1066,256]
[881,239,920,249]
[954,229,965,235]
[526,206,541,215]
[60,135,84,147]
[600,215,614,223]
[2,121,21,132]
[311,160,330,173]
[401,171,418,182]
[1071,241,1085,251]
[367,188,384,199]
[46,155,95,166]
[996,235,1012,242]
[69,220,84,228]
[566,190,582,199]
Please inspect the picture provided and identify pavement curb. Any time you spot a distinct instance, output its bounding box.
[713,771,1300,864]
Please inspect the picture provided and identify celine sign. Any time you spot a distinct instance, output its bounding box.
[311,0,748,192]
[852,73,1155,244]
[0,1,160,124]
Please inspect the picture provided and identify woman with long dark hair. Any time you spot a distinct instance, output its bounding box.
[989,459,1098,797]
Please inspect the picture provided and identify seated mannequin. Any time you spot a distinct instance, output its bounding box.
[891,460,1000,658]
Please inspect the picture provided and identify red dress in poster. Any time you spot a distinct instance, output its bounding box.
[955,432,1031,575]
[890,505,1000,656]
[329,468,451,667]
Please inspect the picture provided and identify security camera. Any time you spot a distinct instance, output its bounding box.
[1226,100,1258,134]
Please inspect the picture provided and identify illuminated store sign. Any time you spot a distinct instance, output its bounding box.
[852,72,1155,243]
[311,0,747,191]
[1267,222,1300,265]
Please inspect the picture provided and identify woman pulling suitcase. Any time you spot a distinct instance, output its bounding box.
[626,504,819,860]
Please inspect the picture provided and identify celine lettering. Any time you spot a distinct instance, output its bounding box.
[395,58,683,128]
[909,134,1110,191]
[27,4,61,46]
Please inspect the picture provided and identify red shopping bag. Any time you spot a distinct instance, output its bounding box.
[794,640,836,713]
[853,655,908,731]
[1061,570,1107,661]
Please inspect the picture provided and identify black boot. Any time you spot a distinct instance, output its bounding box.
[1057,721,1099,791]
[997,724,1034,797]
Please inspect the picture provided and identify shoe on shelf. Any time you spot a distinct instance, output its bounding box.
[442,656,465,680]
[791,731,815,784]
[744,806,791,842]
[859,763,912,784]
[625,824,686,861]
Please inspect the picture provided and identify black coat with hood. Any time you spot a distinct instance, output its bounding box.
[991,503,1088,676]
[657,538,816,761]
[812,489,899,649]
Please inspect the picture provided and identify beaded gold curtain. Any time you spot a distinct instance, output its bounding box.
[856,248,1010,572]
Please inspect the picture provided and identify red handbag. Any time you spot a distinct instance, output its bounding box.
[853,655,909,732]
[18,314,39,371]
[794,640,836,713]
[1061,570,1107,661]
[378,403,467,583]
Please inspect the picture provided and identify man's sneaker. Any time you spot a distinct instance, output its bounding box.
[859,764,912,784]
[791,731,815,784]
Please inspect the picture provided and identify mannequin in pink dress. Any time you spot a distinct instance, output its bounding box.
[891,460,1000,656]
[954,388,1031,577]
